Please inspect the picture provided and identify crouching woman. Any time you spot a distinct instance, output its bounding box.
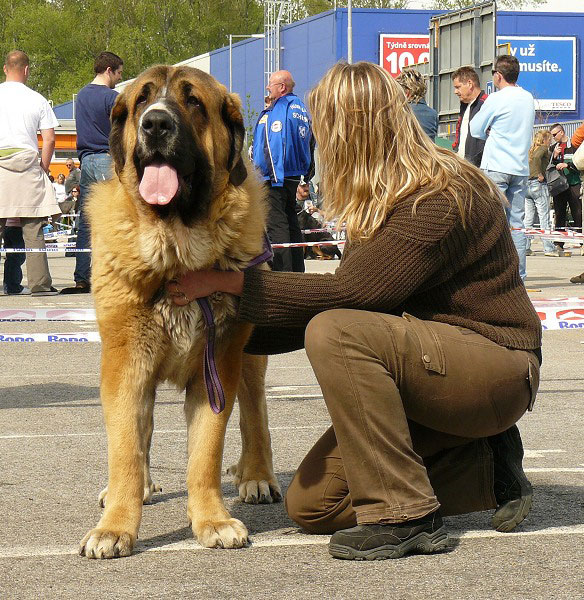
[167,61,541,560]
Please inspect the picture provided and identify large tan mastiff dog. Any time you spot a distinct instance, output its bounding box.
[79,65,281,559]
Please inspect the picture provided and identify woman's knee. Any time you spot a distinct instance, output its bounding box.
[304,309,349,360]
[285,472,354,535]
[285,474,322,533]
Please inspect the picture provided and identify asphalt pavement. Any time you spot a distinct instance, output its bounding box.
[1,239,583,599]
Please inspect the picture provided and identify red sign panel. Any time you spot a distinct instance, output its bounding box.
[379,34,431,78]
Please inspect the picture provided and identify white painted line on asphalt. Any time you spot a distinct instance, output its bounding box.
[525,449,567,458]
[2,524,584,559]
[268,393,323,398]
[525,468,584,473]
[269,385,320,391]
[0,424,332,440]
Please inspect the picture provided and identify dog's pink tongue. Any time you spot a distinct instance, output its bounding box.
[139,163,179,205]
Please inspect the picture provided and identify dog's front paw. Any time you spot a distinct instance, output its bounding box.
[193,518,249,549]
[227,464,282,504]
[79,528,135,559]
[98,482,162,508]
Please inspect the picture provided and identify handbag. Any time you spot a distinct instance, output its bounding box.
[546,149,569,196]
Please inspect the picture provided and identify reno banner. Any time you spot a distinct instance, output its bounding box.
[379,34,430,78]
[497,36,577,111]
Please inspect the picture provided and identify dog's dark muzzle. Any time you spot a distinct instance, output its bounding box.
[140,109,176,143]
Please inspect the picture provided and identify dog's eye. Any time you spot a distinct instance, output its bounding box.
[136,94,148,105]
[187,95,201,108]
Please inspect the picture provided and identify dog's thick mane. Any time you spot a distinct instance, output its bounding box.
[88,158,267,303]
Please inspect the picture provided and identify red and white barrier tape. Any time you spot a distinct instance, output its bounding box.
[513,228,584,243]
[7,226,584,254]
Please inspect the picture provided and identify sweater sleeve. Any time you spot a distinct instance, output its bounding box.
[469,95,496,140]
[237,197,458,327]
[536,146,550,177]
[571,123,584,149]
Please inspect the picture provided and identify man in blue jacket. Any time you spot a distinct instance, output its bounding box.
[252,70,313,272]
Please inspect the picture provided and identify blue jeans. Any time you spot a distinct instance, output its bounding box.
[74,153,113,284]
[525,180,554,253]
[484,170,528,281]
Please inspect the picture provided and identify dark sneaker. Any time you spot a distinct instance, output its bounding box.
[570,273,584,284]
[488,425,533,532]
[59,281,91,294]
[328,510,448,560]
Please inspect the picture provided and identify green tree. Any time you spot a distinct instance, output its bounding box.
[1,0,263,104]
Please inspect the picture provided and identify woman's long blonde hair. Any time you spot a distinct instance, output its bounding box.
[528,130,552,161]
[308,61,502,242]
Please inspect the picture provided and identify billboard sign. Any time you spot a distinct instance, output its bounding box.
[497,36,577,111]
[379,34,430,78]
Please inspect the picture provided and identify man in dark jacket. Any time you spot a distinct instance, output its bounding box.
[452,66,487,167]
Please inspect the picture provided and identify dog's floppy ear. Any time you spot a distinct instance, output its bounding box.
[109,92,128,176]
[222,93,247,186]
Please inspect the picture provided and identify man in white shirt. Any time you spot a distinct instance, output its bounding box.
[470,55,535,282]
[0,50,60,295]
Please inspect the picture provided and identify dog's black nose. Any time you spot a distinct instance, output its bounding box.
[141,110,175,139]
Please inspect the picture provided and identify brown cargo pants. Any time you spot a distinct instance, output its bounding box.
[285,309,540,533]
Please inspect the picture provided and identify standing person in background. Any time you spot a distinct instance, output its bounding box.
[470,55,535,282]
[451,66,488,167]
[64,158,81,194]
[252,70,312,272]
[53,173,67,204]
[547,123,582,259]
[396,70,438,140]
[525,130,555,256]
[60,51,123,294]
[0,50,60,296]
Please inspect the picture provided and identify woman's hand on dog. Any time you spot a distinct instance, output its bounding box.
[167,270,244,305]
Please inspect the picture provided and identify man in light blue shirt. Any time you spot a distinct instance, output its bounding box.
[470,55,535,282]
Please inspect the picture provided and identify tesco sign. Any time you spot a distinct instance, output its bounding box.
[379,34,430,78]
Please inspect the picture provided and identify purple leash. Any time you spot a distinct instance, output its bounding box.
[197,234,273,414]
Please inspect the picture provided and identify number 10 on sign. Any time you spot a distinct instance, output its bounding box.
[380,34,431,78]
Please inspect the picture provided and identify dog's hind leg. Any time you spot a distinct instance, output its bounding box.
[97,387,162,507]
[227,353,282,504]
[185,338,249,549]
[80,344,157,559]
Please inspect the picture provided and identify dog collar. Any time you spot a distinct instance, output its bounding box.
[198,233,273,414]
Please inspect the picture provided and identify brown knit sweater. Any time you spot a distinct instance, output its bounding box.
[239,190,542,354]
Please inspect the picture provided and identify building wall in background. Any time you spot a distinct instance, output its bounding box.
[52,8,583,136]
[216,8,583,129]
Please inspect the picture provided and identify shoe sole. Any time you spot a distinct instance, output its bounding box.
[328,527,449,560]
[491,494,533,532]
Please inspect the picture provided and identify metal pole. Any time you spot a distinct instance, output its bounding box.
[347,0,353,64]
[229,34,233,92]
